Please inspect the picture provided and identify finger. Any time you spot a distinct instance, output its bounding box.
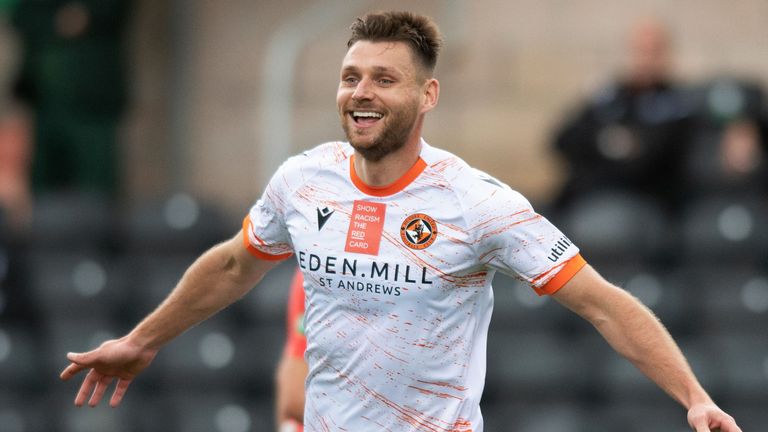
[88,375,114,407]
[60,362,87,380]
[718,420,742,432]
[67,350,95,365]
[74,370,101,407]
[706,413,741,432]
[109,378,133,408]
[691,422,709,432]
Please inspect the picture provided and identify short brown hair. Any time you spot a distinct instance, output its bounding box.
[347,11,443,73]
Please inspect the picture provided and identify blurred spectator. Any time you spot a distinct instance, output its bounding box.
[0,7,32,232]
[0,104,32,232]
[684,77,768,198]
[11,0,130,197]
[551,17,695,215]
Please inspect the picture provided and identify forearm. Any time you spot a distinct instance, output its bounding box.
[129,237,267,350]
[588,288,711,408]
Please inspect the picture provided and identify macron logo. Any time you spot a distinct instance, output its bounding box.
[317,207,335,231]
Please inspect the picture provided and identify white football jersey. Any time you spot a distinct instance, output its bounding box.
[244,140,585,432]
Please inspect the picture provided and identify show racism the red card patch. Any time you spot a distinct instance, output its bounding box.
[345,200,386,255]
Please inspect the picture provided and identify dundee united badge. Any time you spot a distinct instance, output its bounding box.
[400,213,437,249]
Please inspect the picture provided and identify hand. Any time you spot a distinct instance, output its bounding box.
[687,402,741,432]
[59,336,158,407]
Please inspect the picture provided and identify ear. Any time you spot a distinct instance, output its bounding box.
[420,78,440,114]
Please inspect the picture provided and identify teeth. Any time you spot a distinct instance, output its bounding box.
[352,111,383,118]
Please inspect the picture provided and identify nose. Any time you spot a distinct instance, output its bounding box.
[351,77,374,101]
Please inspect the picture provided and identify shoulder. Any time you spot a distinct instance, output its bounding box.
[271,141,352,190]
[420,143,532,214]
[465,167,534,216]
[303,141,353,162]
[280,141,351,173]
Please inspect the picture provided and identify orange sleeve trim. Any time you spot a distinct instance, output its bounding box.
[533,254,587,296]
[350,155,427,197]
[241,216,293,261]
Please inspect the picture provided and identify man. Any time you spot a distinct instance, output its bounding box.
[12,0,130,196]
[61,11,740,432]
[551,17,694,214]
[275,269,307,432]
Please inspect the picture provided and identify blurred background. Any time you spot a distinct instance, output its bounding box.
[0,0,767,431]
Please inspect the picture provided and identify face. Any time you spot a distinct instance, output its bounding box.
[337,41,433,162]
[627,19,671,86]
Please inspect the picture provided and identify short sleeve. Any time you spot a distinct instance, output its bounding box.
[242,163,295,260]
[284,270,307,359]
[474,186,585,296]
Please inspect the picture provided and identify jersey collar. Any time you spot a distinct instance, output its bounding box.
[349,143,428,197]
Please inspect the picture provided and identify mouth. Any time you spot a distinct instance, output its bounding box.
[349,110,384,127]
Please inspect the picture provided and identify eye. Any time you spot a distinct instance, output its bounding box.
[378,78,395,85]
[342,76,359,85]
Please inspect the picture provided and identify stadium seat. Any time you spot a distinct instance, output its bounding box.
[0,242,40,326]
[236,259,297,325]
[119,193,231,255]
[50,388,139,432]
[124,391,180,432]
[482,401,589,432]
[513,405,588,432]
[595,263,692,334]
[593,332,724,406]
[558,191,671,262]
[710,333,768,404]
[675,335,726,395]
[680,195,768,264]
[170,392,273,432]
[28,192,114,251]
[26,250,128,322]
[124,252,198,317]
[723,402,768,432]
[0,390,54,432]
[230,324,286,389]
[490,271,575,332]
[159,317,244,389]
[484,330,594,400]
[591,340,674,405]
[684,263,768,334]
[158,317,285,392]
[683,128,728,193]
[0,325,42,391]
[592,401,691,432]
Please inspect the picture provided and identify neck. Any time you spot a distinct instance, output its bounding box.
[353,134,423,187]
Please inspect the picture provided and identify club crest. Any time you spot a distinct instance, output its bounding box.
[400,213,437,249]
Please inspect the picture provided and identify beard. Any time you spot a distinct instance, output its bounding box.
[342,101,420,162]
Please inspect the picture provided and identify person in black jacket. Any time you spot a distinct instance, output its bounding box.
[551,17,695,215]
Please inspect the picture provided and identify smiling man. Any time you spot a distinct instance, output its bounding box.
[338,32,437,165]
[60,11,740,432]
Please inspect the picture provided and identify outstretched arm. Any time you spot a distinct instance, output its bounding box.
[552,264,741,432]
[60,230,280,407]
